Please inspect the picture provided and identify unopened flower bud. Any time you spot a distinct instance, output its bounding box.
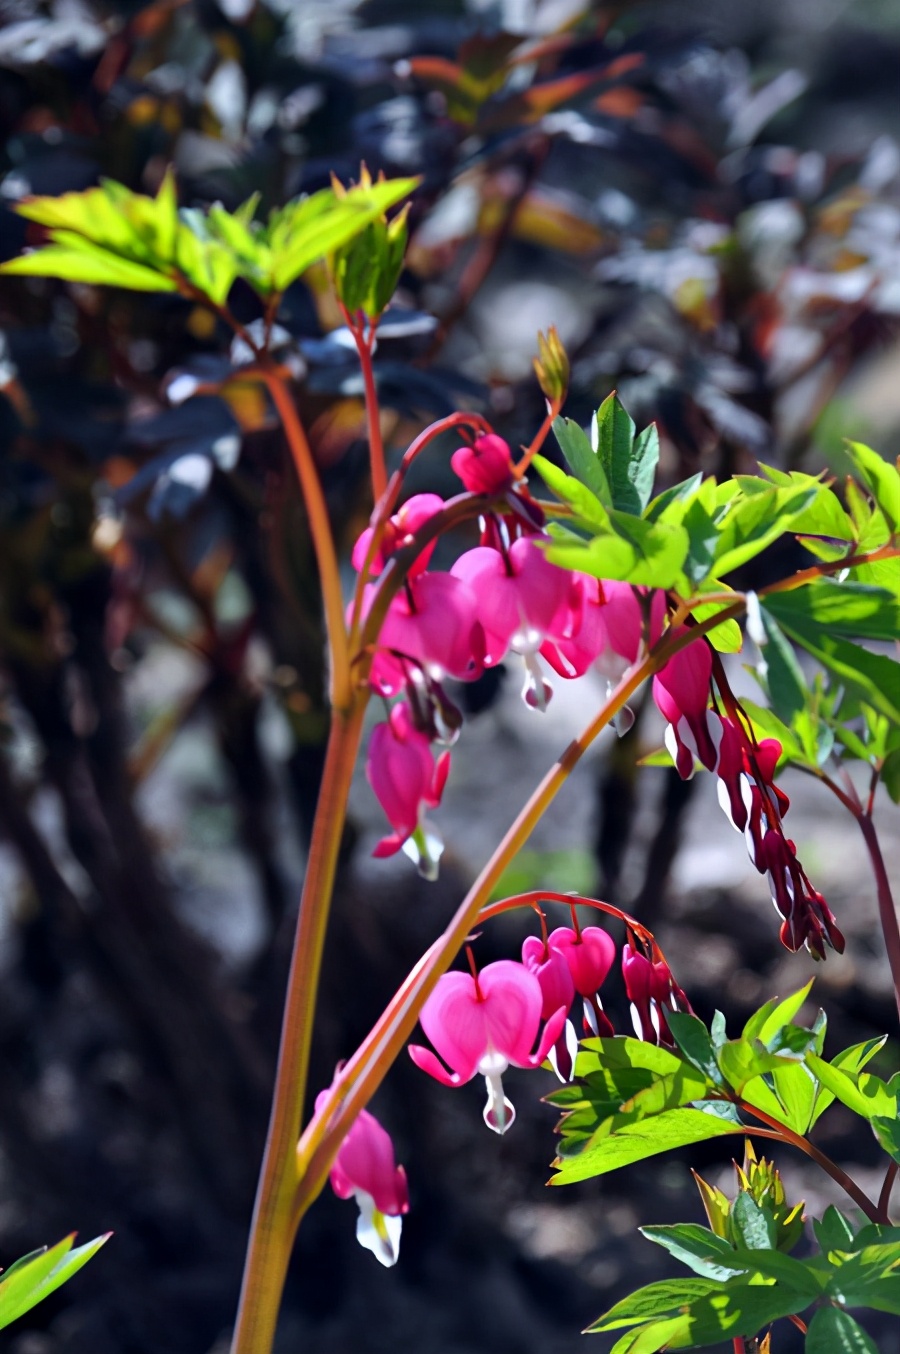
[533,326,569,403]
[451,434,515,494]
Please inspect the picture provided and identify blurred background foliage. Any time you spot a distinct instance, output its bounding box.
[0,1,898,1350]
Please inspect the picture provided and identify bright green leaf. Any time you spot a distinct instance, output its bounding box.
[551,416,612,504]
[814,1206,857,1255]
[640,1224,746,1281]
[743,981,815,1047]
[667,1013,723,1084]
[551,1108,745,1185]
[586,1277,720,1332]
[764,582,900,643]
[771,1062,818,1134]
[0,1233,109,1330]
[845,442,900,534]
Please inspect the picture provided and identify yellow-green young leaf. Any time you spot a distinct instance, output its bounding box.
[586,1278,720,1332]
[0,245,178,292]
[742,980,815,1046]
[550,1108,745,1185]
[608,1316,686,1354]
[771,1061,817,1134]
[691,593,743,652]
[845,441,900,534]
[268,177,418,292]
[712,484,820,577]
[0,1233,110,1329]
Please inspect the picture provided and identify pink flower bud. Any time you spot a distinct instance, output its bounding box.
[352,493,444,580]
[451,434,515,494]
[548,925,616,999]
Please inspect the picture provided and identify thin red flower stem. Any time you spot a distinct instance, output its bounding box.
[514,397,562,478]
[260,368,352,711]
[857,814,900,1026]
[877,1160,898,1223]
[476,890,657,947]
[789,1314,808,1335]
[758,543,900,595]
[341,306,388,502]
[347,411,492,642]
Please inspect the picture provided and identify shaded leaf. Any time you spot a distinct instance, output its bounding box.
[806,1307,879,1354]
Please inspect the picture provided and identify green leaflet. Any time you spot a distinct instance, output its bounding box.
[548,396,660,515]
[756,605,808,725]
[806,1308,879,1354]
[808,1036,888,1127]
[1,174,418,304]
[764,581,900,642]
[742,980,815,1046]
[551,1108,745,1184]
[585,1277,720,1332]
[805,1057,900,1162]
[604,1281,809,1351]
[544,512,690,588]
[0,1233,109,1330]
[550,416,612,504]
[772,620,900,725]
[591,393,654,514]
[813,1207,857,1255]
[666,1013,723,1085]
[712,484,821,577]
[844,441,900,534]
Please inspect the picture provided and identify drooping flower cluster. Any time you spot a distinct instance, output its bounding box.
[651,641,844,958]
[324,918,689,1259]
[356,424,840,957]
[409,925,688,1133]
[356,437,668,875]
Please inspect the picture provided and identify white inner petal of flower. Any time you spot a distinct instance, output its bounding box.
[354,1189,403,1267]
[478,1049,515,1134]
[717,777,740,829]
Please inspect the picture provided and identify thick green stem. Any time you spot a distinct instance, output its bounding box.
[230,697,367,1354]
[857,813,900,1025]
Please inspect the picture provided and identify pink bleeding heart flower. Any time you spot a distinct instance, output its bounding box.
[600,584,666,671]
[548,924,617,1039]
[548,926,616,998]
[352,493,445,580]
[540,574,609,679]
[621,944,690,1047]
[451,536,570,708]
[408,959,567,1133]
[360,571,485,696]
[522,936,578,1081]
[315,1091,409,1266]
[451,433,515,494]
[653,640,720,779]
[366,701,450,878]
